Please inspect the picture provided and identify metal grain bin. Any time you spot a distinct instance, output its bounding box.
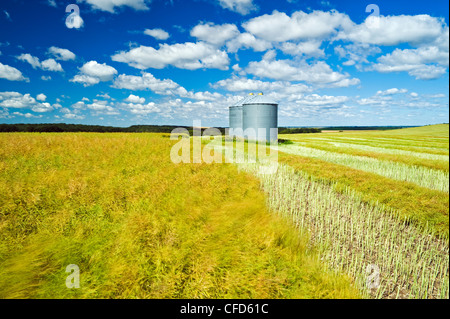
[229,93,255,138]
[242,93,278,142]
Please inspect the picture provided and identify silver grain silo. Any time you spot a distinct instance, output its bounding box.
[229,93,255,138]
[242,93,278,142]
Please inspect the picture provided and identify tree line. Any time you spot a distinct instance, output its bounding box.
[0,123,324,134]
[0,123,225,134]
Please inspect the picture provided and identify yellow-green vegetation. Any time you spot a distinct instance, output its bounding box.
[1,124,448,300]
[237,162,448,299]
[282,125,450,156]
[277,144,448,192]
[277,125,449,238]
[289,142,448,172]
[0,133,359,299]
[383,124,449,137]
[278,153,449,237]
[211,124,448,299]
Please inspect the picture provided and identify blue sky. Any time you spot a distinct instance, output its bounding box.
[0,0,448,127]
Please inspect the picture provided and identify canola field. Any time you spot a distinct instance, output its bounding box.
[273,124,449,298]
[0,124,448,299]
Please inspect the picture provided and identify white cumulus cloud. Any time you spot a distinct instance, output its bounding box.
[17,53,41,68]
[226,32,272,53]
[71,61,118,86]
[246,56,360,88]
[17,53,63,72]
[0,91,56,112]
[119,101,160,115]
[337,14,447,46]
[36,93,47,101]
[218,0,257,15]
[0,62,28,81]
[80,61,118,81]
[376,88,408,96]
[191,23,240,46]
[65,13,84,29]
[113,72,224,101]
[41,58,64,72]
[124,94,145,104]
[212,77,311,95]
[112,72,182,94]
[13,112,43,119]
[372,46,449,80]
[279,40,325,57]
[48,46,76,61]
[243,10,352,42]
[80,0,150,13]
[112,42,230,70]
[144,28,170,40]
[71,74,101,86]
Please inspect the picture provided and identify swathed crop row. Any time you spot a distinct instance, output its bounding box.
[208,141,449,299]
[326,142,449,162]
[276,144,449,193]
[283,136,449,155]
[237,161,449,299]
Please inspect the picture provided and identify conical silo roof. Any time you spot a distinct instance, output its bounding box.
[233,93,256,107]
[243,93,277,105]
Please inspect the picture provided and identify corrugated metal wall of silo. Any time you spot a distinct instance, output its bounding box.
[229,106,243,137]
[229,93,255,138]
[242,93,278,142]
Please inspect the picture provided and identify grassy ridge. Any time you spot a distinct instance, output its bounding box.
[0,133,359,298]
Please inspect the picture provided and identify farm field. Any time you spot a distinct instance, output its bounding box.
[0,124,448,299]
[274,124,449,298]
[211,124,449,298]
[277,124,449,237]
[0,133,358,299]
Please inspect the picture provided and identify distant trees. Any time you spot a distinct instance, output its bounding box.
[0,124,19,132]
[319,126,414,131]
[0,124,418,134]
[278,127,321,134]
[0,123,228,134]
